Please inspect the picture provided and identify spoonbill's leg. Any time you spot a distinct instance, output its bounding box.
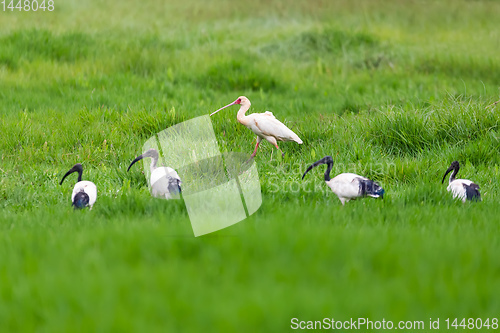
[249,137,262,159]
[250,141,260,158]
[273,143,285,157]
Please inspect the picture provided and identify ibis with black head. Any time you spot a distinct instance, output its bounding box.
[302,156,384,205]
[128,148,181,199]
[60,163,97,209]
[442,161,480,202]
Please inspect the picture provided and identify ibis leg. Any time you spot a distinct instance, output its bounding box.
[274,143,285,157]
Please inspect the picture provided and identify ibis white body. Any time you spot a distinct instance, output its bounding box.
[327,173,382,205]
[71,180,97,209]
[442,161,480,202]
[447,179,474,203]
[302,156,384,205]
[150,166,182,199]
[128,149,181,200]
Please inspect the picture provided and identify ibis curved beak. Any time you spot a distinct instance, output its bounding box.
[302,156,333,180]
[128,149,160,172]
[441,166,454,184]
[60,163,84,185]
[60,170,73,185]
[210,100,238,116]
[302,164,315,180]
[127,155,145,172]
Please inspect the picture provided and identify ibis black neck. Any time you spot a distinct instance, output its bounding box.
[323,159,333,181]
[302,156,334,182]
[449,167,458,183]
[76,169,83,182]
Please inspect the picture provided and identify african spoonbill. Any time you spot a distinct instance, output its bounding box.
[211,96,303,158]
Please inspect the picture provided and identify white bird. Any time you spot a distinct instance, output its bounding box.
[441,160,480,202]
[127,148,181,199]
[211,96,303,158]
[60,163,97,209]
[302,156,384,205]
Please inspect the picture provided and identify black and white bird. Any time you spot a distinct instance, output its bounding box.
[441,161,481,202]
[302,156,384,205]
[127,148,182,199]
[60,163,97,209]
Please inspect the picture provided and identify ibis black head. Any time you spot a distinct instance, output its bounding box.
[60,163,84,185]
[302,156,334,182]
[442,160,460,184]
[127,148,160,172]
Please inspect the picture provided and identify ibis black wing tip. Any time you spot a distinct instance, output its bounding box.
[464,182,481,202]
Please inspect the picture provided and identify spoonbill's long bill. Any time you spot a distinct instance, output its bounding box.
[60,163,97,209]
[128,148,181,199]
[302,156,384,205]
[441,161,480,202]
[211,96,303,158]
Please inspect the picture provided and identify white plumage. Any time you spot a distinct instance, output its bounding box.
[211,96,302,158]
[302,156,384,205]
[128,148,181,200]
[244,111,303,147]
[447,179,474,202]
[150,166,181,199]
[60,163,97,209]
[442,161,480,202]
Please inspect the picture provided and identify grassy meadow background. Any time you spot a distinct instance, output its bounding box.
[1,0,500,331]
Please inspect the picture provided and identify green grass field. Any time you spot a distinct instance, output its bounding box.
[2,0,500,331]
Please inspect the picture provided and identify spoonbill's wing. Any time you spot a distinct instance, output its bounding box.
[252,113,303,143]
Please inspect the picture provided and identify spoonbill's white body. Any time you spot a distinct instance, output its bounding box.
[442,161,480,202]
[128,148,181,199]
[60,163,97,209]
[211,96,303,158]
[302,156,384,205]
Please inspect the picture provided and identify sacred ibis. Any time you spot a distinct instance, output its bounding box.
[127,148,181,199]
[211,96,303,158]
[302,156,384,205]
[60,163,97,209]
[441,161,481,202]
